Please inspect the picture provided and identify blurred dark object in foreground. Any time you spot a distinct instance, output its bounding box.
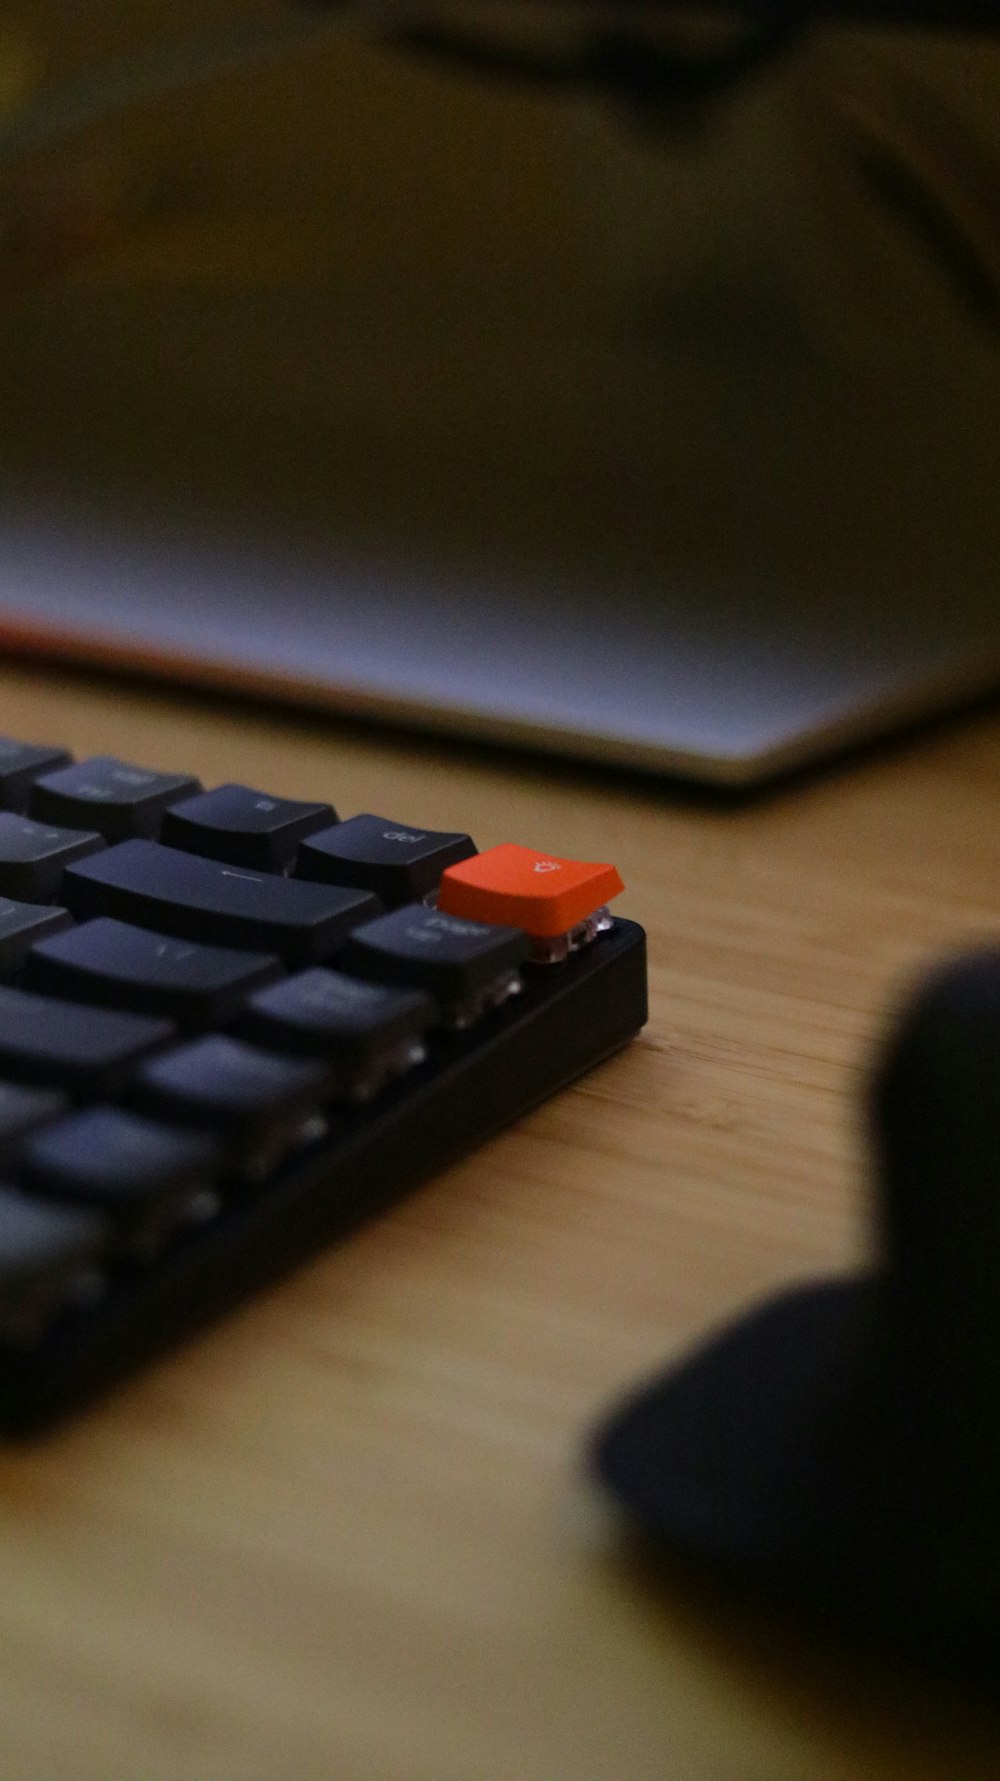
[594,950,1000,1677]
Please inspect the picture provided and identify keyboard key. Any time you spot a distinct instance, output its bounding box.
[296,814,476,908]
[0,899,73,977]
[438,843,624,939]
[339,905,528,1026]
[161,784,335,872]
[0,1082,69,1163]
[0,741,72,815]
[18,1108,220,1256]
[129,1036,329,1165]
[26,918,282,1029]
[64,840,382,966]
[0,813,105,903]
[0,1187,108,1344]
[237,968,431,1094]
[0,985,174,1094]
[30,757,201,841]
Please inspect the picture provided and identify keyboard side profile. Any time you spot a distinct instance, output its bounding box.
[0,744,647,1432]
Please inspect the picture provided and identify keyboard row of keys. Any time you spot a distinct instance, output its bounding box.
[0,903,534,1212]
[2,732,480,881]
[0,751,625,948]
[0,848,622,1038]
[0,801,478,907]
[11,904,526,1044]
[0,741,478,882]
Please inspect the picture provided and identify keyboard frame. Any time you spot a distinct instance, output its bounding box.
[0,918,647,1432]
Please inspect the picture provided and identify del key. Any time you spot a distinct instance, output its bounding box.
[297,815,475,907]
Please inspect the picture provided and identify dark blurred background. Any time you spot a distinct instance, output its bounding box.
[1,5,998,678]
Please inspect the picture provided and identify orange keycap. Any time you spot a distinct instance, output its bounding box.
[438,844,624,939]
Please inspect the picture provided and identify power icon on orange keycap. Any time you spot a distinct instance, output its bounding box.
[438,843,624,940]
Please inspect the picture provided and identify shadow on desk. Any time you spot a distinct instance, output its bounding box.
[600,1529,1000,1776]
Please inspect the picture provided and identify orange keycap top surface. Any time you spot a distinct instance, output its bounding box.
[437,844,624,938]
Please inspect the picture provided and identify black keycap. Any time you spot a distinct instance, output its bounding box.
[0,1186,107,1343]
[130,1036,329,1159]
[161,784,335,872]
[297,814,476,908]
[30,756,201,841]
[0,899,72,977]
[27,917,282,1028]
[0,1082,68,1162]
[237,968,431,1077]
[65,840,381,966]
[18,1107,220,1255]
[0,985,174,1094]
[339,905,529,1019]
[0,741,72,815]
[0,812,105,903]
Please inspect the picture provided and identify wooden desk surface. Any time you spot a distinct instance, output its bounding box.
[0,658,999,1780]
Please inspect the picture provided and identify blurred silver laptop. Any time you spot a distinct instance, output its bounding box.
[1,6,999,785]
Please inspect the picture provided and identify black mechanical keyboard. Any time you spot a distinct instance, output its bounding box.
[0,739,647,1431]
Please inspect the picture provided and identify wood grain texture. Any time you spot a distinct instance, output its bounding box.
[0,660,998,1778]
